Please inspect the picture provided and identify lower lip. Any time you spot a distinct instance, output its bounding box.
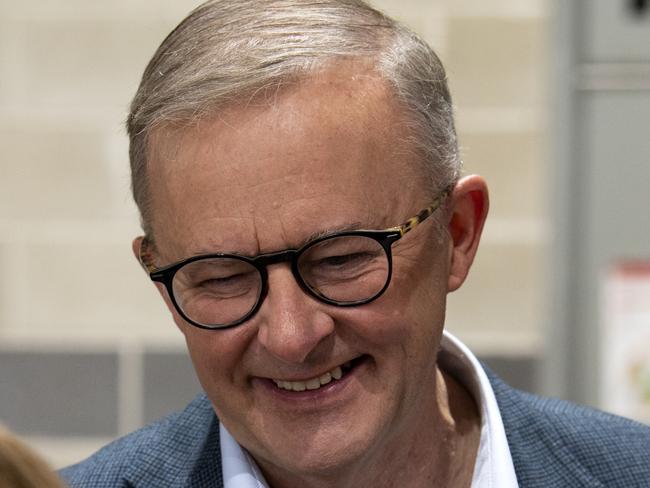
[255,357,369,404]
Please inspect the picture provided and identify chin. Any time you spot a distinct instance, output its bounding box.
[258,429,380,481]
[248,404,393,482]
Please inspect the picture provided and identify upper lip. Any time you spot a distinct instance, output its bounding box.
[262,358,357,382]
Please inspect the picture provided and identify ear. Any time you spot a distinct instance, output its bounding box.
[131,236,183,327]
[446,175,489,292]
[131,236,145,263]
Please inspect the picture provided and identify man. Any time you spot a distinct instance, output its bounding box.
[62,1,650,487]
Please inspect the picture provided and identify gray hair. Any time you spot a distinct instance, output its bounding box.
[127,0,460,237]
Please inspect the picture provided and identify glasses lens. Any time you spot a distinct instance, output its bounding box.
[172,257,261,327]
[298,235,389,303]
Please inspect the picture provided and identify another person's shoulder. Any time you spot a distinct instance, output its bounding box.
[60,393,220,488]
[488,370,650,487]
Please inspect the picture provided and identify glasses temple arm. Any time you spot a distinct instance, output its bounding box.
[396,186,453,236]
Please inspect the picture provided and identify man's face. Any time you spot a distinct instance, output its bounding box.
[146,64,455,480]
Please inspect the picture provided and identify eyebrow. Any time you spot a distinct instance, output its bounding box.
[186,220,368,258]
[298,221,365,247]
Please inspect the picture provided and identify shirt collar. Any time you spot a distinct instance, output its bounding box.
[220,422,269,488]
[440,332,519,487]
[220,330,518,487]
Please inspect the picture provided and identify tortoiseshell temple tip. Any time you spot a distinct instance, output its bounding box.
[397,186,452,237]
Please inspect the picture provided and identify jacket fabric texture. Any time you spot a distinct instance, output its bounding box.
[61,370,650,487]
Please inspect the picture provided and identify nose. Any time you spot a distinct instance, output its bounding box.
[256,264,335,364]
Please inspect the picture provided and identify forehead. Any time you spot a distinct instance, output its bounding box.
[147,63,427,257]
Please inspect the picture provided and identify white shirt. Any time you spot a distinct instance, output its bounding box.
[220,331,519,487]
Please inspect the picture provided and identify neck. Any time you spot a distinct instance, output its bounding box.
[262,366,481,488]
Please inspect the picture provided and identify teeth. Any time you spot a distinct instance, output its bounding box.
[306,378,321,390]
[331,366,342,380]
[273,364,348,392]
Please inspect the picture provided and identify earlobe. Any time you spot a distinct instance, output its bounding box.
[447,175,489,292]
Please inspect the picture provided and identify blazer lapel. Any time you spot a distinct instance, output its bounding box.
[124,394,225,488]
[487,369,605,487]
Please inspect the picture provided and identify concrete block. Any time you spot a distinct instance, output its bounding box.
[446,17,546,108]
[446,241,543,337]
[0,350,119,436]
[0,19,174,111]
[7,241,173,341]
[143,350,202,423]
[0,125,111,219]
[459,131,544,219]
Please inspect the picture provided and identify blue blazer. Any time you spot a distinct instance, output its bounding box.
[61,371,650,487]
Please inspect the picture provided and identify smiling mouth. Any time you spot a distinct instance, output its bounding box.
[272,357,364,392]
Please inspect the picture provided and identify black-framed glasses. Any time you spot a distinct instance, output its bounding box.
[139,188,450,330]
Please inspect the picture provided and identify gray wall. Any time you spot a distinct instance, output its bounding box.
[548,0,650,406]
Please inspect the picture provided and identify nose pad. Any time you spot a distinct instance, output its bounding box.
[256,265,335,364]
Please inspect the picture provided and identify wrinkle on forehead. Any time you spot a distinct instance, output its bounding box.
[150,61,406,163]
[146,61,427,263]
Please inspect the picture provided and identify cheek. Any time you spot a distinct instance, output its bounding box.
[386,266,447,324]
[155,282,180,321]
[181,325,255,394]
[337,288,442,352]
[339,260,447,356]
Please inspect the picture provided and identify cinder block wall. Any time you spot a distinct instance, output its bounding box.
[0,0,548,468]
